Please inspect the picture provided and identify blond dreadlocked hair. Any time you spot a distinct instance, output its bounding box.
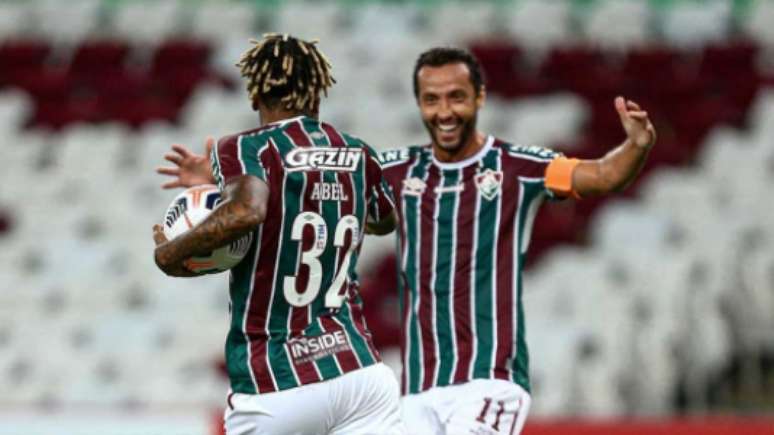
[237,33,336,114]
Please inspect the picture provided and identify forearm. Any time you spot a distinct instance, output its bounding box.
[598,138,650,191]
[575,139,651,197]
[155,176,268,275]
[155,200,261,268]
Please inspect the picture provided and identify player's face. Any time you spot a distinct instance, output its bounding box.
[416,63,484,157]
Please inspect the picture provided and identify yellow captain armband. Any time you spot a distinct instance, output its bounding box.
[545,157,581,199]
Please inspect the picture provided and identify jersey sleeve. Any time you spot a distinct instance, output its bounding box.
[507,145,578,199]
[211,134,269,190]
[364,147,396,223]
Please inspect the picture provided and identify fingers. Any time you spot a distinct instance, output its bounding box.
[614,96,627,116]
[171,143,192,158]
[616,96,649,120]
[152,224,168,245]
[205,136,214,155]
[164,152,182,165]
[626,100,641,111]
[161,180,184,189]
[156,166,180,176]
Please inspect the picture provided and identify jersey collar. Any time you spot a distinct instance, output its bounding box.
[431,135,494,170]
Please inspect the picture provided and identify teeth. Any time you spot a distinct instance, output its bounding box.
[438,124,457,132]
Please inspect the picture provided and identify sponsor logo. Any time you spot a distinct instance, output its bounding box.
[287,331,351,364]
[474,169,503,200]
[402,177,426,196]
[510,145,556,160]
[285,147,361,172]
[378,149,410,165]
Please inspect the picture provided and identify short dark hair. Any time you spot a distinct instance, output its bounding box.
[412,47,485,98]
[236,33,336,113]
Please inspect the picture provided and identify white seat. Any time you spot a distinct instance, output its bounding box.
[0,2,31,40]
[662,0,733,49]
[583,0,652,50]
[189,2,256,44]
[29,0,100,43]
[502,93,589,148]
[742,0,774,47]
[274,2,346,44]
[428,2,499,45]
[110,0,184,44]
[506,0,572,52]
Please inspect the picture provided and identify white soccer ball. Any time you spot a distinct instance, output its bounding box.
[162,184,252,274]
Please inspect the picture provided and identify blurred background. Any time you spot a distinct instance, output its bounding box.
[1,0,773,434]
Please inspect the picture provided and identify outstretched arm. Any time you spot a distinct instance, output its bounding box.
[570,96,657,198]
[153,175,269,277]
[157,137,216,189]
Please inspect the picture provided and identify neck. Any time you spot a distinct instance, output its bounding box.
[259,108,313,126]
[432,131,487,163]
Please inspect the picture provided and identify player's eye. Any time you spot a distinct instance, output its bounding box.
[422,95,438,104]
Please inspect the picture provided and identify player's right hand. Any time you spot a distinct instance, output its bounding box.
[156,136,216,189]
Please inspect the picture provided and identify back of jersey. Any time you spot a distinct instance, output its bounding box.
[211,115,394,395]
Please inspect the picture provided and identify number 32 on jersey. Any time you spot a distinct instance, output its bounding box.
[283,212,359,309]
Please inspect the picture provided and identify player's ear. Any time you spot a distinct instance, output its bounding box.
[476,85,486,109]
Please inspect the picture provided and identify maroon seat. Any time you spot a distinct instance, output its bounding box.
[151,39,212,75]
[469,40,522,95]
[69,39,131,78]
[154,67,213,106]
[0,39,51,69]
[699,40,758,79]
[539,46,603,82]
[621,45,679,81]
[13,67,74,102]
[107,96,179,129]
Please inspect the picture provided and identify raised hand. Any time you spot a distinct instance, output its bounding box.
[156,136,216,189]
[615,96,656,149]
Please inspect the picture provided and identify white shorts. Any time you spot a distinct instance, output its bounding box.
[224,363,405,435]
[401,379,531,435]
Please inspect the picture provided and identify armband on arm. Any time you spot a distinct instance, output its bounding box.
[545,157,581,199]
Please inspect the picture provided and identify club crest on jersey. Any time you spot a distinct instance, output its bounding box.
[285,147,361,172]
[475,169,503,200]
[402,177,426,196]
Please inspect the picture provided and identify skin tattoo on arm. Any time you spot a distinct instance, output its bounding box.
[155,176,268,275]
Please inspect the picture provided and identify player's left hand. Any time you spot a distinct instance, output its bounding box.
[152,224,168,246]
[152,224,195,277]
[615,96,656,149]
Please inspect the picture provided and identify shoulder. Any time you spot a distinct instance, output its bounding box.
[219,126,279,155]
[377,144,428,169]
[497,140,562,163]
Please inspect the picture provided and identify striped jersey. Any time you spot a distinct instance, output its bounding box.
[379,136,561,395]
[211,115,395,395]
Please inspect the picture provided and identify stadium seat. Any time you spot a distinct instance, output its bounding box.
[0,2,31,41]
[661,0,733,49]
[110,0,183,44]
[583,0,652,50]
[189,1,256,44]
[29,0,100,43]
[506,0,572,52]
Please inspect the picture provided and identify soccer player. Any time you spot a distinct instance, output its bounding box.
[159,45,656,434]
[374,47,656,435]
[152,34,403,435]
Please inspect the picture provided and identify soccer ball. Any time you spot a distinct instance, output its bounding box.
[162,184,252,274]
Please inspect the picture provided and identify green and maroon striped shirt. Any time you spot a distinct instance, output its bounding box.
[212,115,395,395]
[380,136,560,395]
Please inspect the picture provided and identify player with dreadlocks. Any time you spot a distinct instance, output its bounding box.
[153,34,404,435]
